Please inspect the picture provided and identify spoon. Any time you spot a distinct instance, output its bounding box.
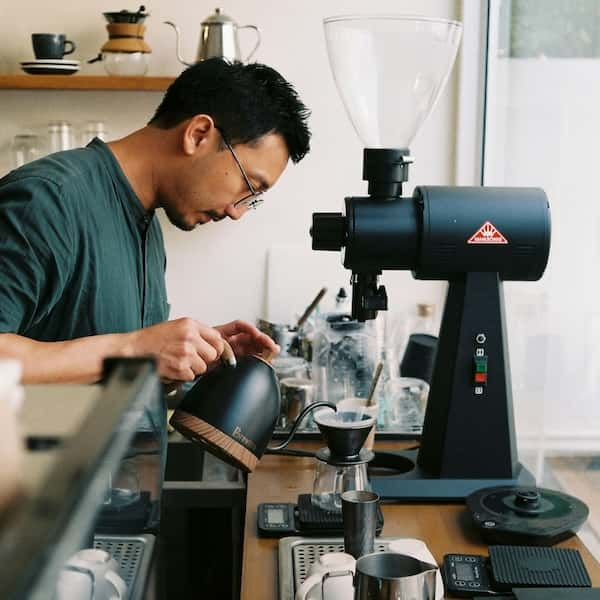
[366,362,384,407]
[296,287,327,330]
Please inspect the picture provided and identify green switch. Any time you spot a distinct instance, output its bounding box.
[474,357,488,373]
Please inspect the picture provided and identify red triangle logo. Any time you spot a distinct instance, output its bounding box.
[467,221,508,245]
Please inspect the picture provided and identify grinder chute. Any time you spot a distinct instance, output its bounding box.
[312,15,551,500]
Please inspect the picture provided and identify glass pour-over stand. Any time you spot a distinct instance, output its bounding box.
[295,409,384,533]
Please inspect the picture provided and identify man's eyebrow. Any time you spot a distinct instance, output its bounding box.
[257,177,270,192]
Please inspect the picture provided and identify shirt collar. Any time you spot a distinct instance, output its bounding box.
[88,137,154,231]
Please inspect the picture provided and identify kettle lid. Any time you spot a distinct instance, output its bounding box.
[202,7,236,25]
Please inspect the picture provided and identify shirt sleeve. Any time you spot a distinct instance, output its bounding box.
[0,176,75,335]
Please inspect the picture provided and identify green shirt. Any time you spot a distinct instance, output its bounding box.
[0,138,169,341]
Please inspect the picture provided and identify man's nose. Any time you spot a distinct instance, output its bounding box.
[225,204,248,220]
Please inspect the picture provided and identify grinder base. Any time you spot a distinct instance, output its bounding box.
[370,449,535,501]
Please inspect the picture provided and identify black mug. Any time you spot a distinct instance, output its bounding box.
[32,33,76,60]
[399,333,438,384]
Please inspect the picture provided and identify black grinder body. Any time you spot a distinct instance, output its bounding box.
[342,186,550,281]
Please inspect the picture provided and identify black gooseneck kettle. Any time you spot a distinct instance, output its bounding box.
[170,342,333,472]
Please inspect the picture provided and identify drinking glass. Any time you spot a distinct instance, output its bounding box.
[11,134,44,168]
[48,121,74,153]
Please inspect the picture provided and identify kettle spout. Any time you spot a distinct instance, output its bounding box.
[164,21,194,67]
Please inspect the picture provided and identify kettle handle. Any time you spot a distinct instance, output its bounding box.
[237,25,261,62]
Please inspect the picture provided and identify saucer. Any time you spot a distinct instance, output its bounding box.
[20,58,80,74]
[21,63,80,75]
[19,58,79,65]
[21,58,80,66]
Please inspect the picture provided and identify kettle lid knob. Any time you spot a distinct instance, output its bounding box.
[203,7,235,25]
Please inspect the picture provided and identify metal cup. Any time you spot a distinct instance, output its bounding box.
[341,490,379,559]
[353,552,438,600]
[256,319,299,356]
[279,377,315,428]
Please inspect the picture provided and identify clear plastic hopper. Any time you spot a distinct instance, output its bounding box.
[323,15,462,149]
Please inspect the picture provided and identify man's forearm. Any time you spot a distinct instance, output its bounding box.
[0,332,138,384]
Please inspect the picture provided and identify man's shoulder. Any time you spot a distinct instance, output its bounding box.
[1,146,104,192]
[0,145,114,218]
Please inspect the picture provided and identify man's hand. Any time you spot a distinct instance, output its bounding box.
[215,320,280,359]
[129,318,225,382]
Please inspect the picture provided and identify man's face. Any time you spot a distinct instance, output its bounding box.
[159,122,290,231]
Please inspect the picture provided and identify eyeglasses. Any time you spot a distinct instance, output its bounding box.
[216,127,264,210]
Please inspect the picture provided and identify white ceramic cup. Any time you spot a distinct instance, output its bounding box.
[55,548,127,600]
[336,397,379,450]
[0,359,24,514]
[294,551,355,600]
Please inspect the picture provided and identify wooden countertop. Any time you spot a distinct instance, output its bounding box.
[241,441,600,600]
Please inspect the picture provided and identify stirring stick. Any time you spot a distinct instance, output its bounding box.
[296,287,327,329]
[366,362,384,407]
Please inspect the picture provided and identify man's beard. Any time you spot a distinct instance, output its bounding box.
[163,206,226,231]
[163,204,196,231]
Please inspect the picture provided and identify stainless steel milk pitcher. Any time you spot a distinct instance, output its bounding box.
[354,553,438,600]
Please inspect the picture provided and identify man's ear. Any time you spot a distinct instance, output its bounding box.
[182,114,216,156]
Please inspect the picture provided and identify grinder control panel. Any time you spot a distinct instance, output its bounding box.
[474,333,488,395]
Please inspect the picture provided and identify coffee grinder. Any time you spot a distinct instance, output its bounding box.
[257,408,384,536]
[311,16,551,500]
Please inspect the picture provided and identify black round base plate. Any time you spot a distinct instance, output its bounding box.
[467,485,589,546]
[315,447,374,466]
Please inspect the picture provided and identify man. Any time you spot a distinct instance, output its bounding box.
[0,58,311,384]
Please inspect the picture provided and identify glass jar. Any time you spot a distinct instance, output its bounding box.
[81,120,108,146]
[384,377,429,427]
[47,121,74,153]
[11,134,45,168]
[312,314,381,406]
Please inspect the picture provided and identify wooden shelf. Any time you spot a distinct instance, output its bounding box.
[0,74,174,91]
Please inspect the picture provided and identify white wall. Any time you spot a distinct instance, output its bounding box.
[0,0,459,327]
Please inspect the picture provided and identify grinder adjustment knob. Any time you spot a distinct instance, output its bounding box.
[311,212,346,251]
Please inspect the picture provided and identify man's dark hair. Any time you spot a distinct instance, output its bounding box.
[149,58,311,163]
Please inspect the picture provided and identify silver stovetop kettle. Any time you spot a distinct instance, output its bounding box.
[165,7,261,65]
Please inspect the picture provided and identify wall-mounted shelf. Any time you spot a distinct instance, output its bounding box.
[0,75,174,90]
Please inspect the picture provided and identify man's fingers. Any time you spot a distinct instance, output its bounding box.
[216,319,258,337]
[194,336,221,366]
[255,332,279,352]
[187,351,208,376]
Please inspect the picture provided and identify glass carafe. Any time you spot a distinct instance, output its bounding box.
[311,456,370,513]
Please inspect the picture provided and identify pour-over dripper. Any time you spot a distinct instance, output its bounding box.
[314,410,375,458]
[323,15,462,149]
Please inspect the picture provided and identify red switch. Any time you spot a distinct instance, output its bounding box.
[474,372,487,384]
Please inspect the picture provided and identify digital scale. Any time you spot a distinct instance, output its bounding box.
[257,494,384,538]
[442,546,592,597]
